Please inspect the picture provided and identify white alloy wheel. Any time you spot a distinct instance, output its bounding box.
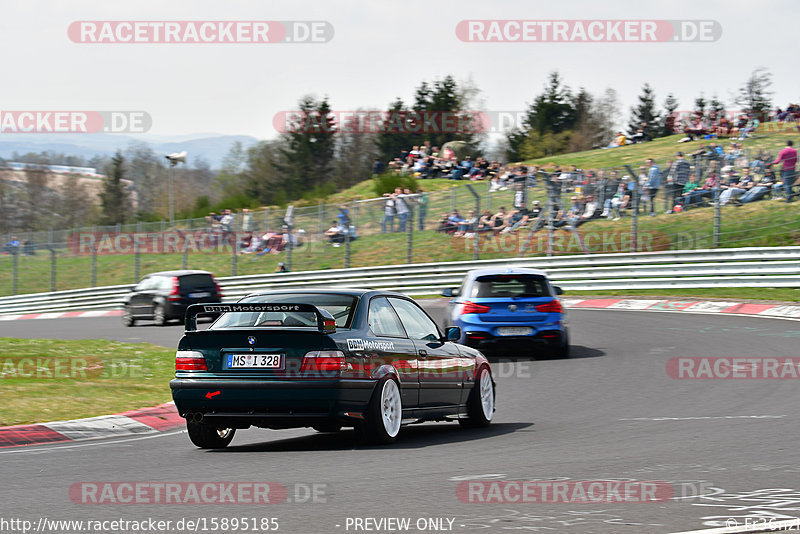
[380,379,402,438]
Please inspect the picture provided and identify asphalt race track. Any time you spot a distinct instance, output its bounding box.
[2,302,800,533]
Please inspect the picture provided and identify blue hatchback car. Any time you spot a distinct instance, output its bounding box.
[442,267,569,358]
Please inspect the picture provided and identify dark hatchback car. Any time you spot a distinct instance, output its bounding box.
[122,270,222,327]
[170,289,495,448]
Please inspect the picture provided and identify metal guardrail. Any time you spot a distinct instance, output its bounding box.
[0,246,799,316]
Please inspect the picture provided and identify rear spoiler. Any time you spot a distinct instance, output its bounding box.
[185,302,337,333]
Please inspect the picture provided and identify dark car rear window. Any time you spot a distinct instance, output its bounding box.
[210,293,357,329]
[178,274,215,290]
[471,274,549,298]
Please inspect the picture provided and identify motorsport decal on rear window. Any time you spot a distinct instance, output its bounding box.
[347,338,395,351]
[203,304,305,313]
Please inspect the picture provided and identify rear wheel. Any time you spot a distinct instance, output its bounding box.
[186,422,235,449]
[360,378,402,444]
[554,332,570,359]
[122,306,135,327]
[460,366,494,428]
[153,304,167,326]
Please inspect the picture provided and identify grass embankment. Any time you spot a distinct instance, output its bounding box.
[2,195,799,297]
[521,122,799,169]
[0,338,175,426]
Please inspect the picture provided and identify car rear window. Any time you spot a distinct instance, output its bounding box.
[471,274,549,298]
[210,293,357,329]
[179,274,215,290]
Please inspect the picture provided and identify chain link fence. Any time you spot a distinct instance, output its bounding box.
[1,148,798,296]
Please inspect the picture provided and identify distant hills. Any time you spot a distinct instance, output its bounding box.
[0,133,260,169]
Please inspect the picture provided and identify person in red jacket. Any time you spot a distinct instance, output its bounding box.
[772,140,798,202]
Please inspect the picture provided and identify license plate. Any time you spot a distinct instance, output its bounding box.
[189,291,210,298]
[226,353,283,369]
[497,327,532,336]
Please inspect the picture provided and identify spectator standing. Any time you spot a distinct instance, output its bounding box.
[394,188,410,231]
[668,152,691,213]
[337,204,351,228]
[772,140,798,202]
[381,193,396,233]
[241,208,253,232]
[645,159,661,216]
[415,188,428,230]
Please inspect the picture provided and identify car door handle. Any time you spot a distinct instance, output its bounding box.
[419,350,428,357]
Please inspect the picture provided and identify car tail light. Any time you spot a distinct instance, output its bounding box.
[213,278,223,298]
[175,350,207,371]
[461,301,491,314]
[467,333,488,341]
[301,351,347,373]
[168,276,181,301]
[535,300,563,313]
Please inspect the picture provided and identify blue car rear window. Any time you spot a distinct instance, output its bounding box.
[472,275,548,298]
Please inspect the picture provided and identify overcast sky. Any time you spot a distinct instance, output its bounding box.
[2,0,798,140]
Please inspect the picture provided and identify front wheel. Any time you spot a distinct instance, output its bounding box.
[460,366,494,428]
[359,378,402,444]
[186,422,235,449]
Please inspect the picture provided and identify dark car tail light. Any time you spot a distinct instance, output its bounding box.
[168,276,181,301]
[301,351,347,373]
[535,300,563,313]
[213,278,223,298]
[175,350,207,371]
[461,301,491,315]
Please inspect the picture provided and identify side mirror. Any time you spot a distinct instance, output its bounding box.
[441,288,459,297]
[553,286,564,295]
[444,326,461,342]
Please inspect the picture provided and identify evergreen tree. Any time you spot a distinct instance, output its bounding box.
[735,67,773,120]
[506,71,577,160]
[626,83,660,138]
[100,152,131,225]
[660,93,679,136]
[375,98,416,163]
[376,76,479,161]
[693,94,707,121]
[276,95,337,199]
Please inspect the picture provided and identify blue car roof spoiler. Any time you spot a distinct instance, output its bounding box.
[184,302,336,333]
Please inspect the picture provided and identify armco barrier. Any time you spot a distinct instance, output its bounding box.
[1,247,799,316]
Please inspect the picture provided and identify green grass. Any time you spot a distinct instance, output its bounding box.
[0,338,175,426]
[520,121,799,169]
